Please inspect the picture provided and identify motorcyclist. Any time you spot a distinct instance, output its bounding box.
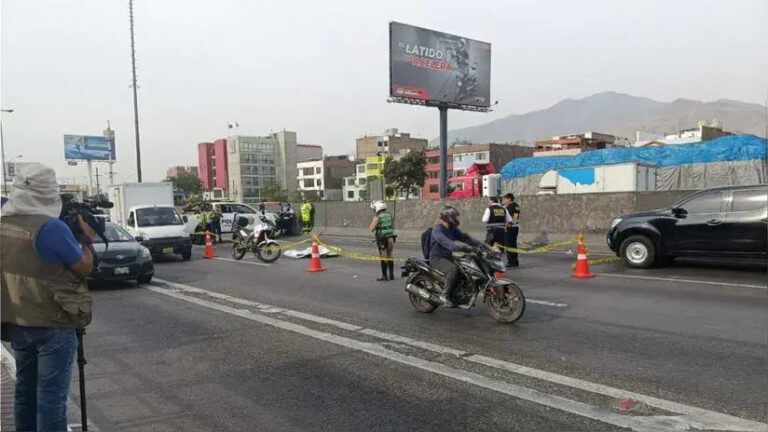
[369,201,396,282]
[429,206,487,306]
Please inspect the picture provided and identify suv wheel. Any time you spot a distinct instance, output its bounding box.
[620,235,656,269]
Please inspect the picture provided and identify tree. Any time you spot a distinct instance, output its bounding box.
[169,172,202,196]
[383,150,426,199]
[261,185,289,202]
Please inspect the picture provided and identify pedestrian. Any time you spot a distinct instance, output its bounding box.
[502,193,521,267]
[369,201,396,281]
[210,206,222,243]
[1,163,94,432]
[300,198,313,234]
[482,196,512,248]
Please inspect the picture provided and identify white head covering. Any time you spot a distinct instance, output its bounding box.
[1,163,62,218]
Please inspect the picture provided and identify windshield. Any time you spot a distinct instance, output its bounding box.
[94,224,135,243]
[136,207,184,227]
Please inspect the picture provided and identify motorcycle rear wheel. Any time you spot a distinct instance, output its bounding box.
[486,282,526,324]
[406,275,439,313]
[232,242,247,260]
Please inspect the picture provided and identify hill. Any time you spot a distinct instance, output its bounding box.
[437,91,766,145]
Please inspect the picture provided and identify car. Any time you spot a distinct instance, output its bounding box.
[607,185,767,268]
[90,222,155,285]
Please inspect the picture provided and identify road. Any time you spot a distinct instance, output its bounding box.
[73,237,767,431]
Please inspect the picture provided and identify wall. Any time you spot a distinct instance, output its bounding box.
[305,190,696,234]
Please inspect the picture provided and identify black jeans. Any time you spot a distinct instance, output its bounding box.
[485,228,505,247]
[505,226,519,266]
[432,258,459,300]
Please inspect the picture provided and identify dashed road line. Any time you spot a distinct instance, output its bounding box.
[596,273,766,290]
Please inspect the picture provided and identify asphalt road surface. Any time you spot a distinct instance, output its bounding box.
[74,237,767,431]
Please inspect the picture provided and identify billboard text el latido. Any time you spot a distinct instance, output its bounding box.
[389,22,491,108]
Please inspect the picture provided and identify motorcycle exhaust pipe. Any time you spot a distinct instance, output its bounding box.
[406,283,432,301]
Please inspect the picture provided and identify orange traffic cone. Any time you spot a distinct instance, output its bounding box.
[307,237,326,273]
[571,237,594,279]
[204,231,216,259]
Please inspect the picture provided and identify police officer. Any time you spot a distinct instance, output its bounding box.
[482,196,512,247]
[300,198,313,234]
[502,193,521,267]
[369,201,396,281]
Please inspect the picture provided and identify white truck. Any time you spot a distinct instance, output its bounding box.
[109,182,192,260]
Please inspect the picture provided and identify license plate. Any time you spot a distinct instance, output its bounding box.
[162,247,174,254]
[114,267,130,275]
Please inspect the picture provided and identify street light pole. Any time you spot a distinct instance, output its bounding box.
[129,0,142,182]
[1,108,14,195]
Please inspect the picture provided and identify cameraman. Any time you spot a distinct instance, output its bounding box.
[1,164,93,432]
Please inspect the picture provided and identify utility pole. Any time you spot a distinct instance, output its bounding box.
[129,0,142,182]
[95,167,100,195]
[1,108,14,195]
[104,121,115,186]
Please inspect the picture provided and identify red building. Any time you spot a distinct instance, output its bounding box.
[421,148,454,199]
[198,139,229,190]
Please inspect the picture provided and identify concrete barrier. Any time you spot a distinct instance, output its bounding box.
[298,190,695,235]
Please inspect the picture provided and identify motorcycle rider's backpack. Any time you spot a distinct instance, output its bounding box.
[420,227,433,260]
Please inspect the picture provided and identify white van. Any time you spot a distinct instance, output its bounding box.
[124,204,192,260]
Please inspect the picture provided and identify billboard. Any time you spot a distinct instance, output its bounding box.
[390,22,491,108]
[64,135,116,161]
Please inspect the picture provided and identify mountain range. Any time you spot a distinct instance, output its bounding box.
[436,91,767,145]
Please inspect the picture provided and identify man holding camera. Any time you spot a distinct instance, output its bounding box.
[1,164,93,431]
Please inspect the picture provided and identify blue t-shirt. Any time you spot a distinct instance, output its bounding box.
[34,218,84,267]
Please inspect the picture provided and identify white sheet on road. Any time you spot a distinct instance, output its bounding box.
[283,246,339,259]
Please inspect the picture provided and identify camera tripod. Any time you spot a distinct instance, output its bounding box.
[76,328,88,431]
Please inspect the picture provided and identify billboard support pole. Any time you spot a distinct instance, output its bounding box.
[438,104,448,199]
[87,160,94,196]
[129,0,142,183]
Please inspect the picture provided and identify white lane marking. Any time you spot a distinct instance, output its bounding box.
[144,285,693,431]
[213,257,271,267]
[597,273,767,290]
[146,280,767,432]
[527,299,568,307]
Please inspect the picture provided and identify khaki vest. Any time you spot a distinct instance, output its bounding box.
[1,215,92,328]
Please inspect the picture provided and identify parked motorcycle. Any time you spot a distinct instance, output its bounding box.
[401,247,525,323]
[231,216,281,263]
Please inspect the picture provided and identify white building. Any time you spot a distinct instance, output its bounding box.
[297,160,323,196]
[343,163,368,201]
[227,131,299,203]
[633,123,729,147]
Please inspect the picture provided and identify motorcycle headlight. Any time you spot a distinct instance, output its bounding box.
[610,218,622,229]
[139,247,152,258]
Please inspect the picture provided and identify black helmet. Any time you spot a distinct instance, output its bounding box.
[439,205,460,227]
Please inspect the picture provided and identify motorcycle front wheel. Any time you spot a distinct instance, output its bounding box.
[486,282,526,323]
[256,242,281,263]
[232,242,247,260]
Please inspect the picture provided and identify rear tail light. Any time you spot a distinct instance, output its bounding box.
[494,271,505,280]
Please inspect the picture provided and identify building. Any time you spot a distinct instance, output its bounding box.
[633,122,731,147]
[355,128,427,160]
[198,140,228,190]
[166,165,199,180]
[227,131,299,203]
[296,155,356,201]
[422,148,454,199]
[534,132,627,157]
[297,144,323,162]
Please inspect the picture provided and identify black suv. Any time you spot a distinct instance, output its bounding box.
[607,185,767,268]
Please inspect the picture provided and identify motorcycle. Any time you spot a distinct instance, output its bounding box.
[231,216,282,263]
[401,247,525,324]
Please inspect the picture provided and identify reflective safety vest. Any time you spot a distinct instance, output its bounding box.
[486,204,507,229]
[376,212,394,238]
[300,203,312,222]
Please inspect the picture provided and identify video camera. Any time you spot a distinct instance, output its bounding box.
[60,194,113,267]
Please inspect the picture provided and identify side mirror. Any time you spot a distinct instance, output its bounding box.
[671,207,687,218]
[134,236,145,243]
[182,215,189,223]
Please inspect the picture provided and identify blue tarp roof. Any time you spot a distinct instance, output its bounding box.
[500,134,768,180]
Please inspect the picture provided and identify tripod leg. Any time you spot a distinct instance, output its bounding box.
[76,328,88,432]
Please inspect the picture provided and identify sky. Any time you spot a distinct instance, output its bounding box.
[2,0,767,183]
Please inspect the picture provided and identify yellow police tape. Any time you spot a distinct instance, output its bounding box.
[235,237,313,252]
[314,239,406,262]
[494,238,578,254]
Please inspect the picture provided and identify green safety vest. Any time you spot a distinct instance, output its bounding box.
[301,203,312,221]
[376,212,394,238]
